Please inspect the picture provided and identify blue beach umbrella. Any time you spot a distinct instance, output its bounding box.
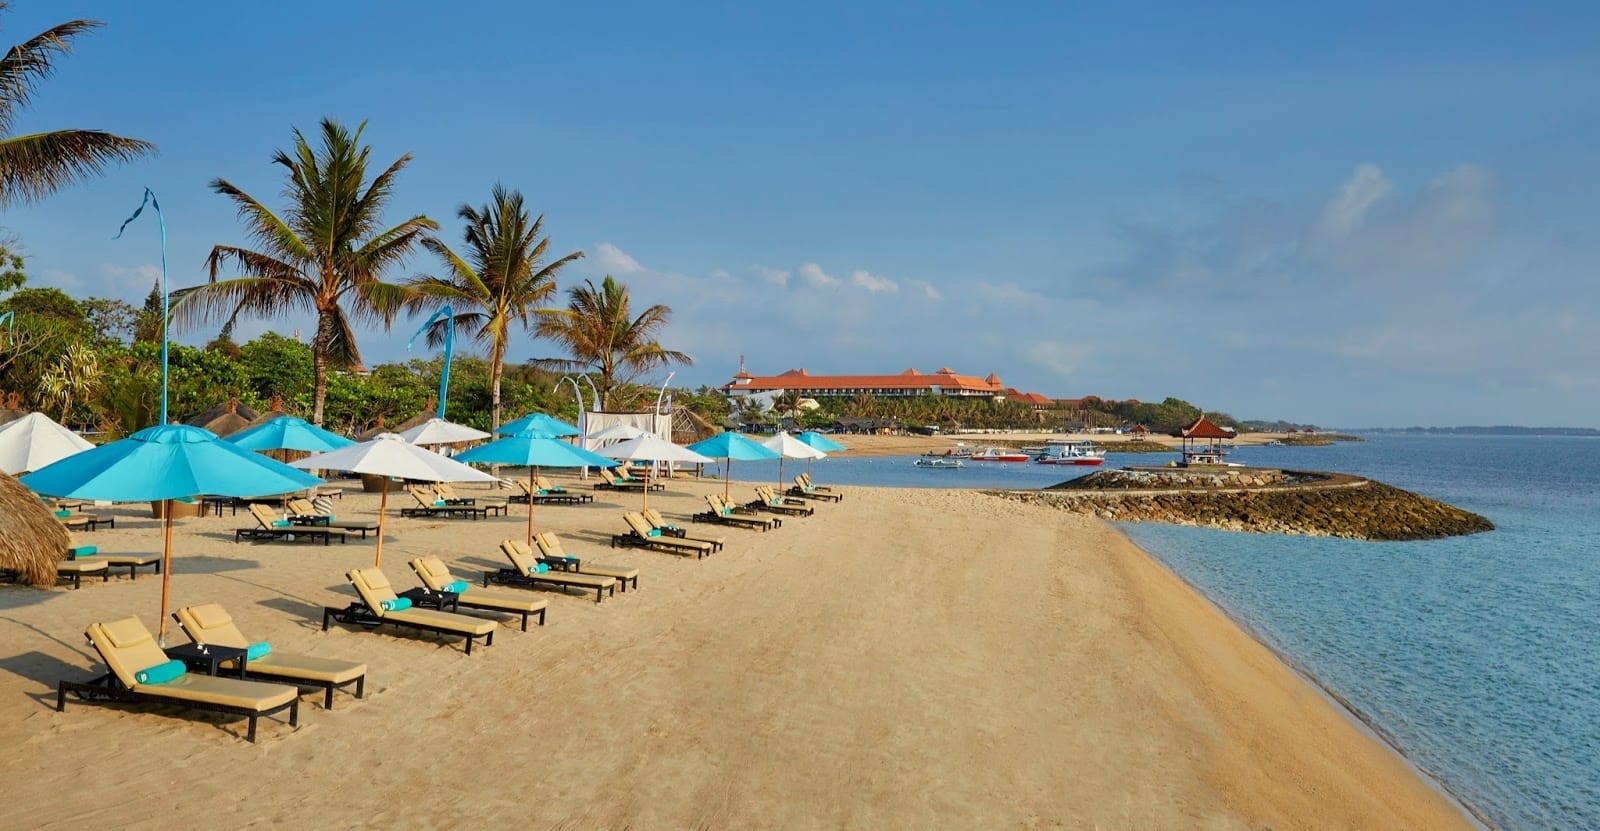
[22,424,324,643]
[687,432,782,501]
[795,431,848,480]
[456,430,619,547]
[495,412,581,437]
[225,415,355,453]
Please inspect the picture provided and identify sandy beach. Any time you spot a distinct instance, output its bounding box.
[0,473,1472,829]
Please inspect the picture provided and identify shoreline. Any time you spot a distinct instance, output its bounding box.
[0,475,1476,828]
[1114,523,1493,830]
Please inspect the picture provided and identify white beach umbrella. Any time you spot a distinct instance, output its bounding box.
[396,417,491,447]
[292,433,496,566]
[761,431,827,489]
[0,412,94,474]
[595,434,714,511]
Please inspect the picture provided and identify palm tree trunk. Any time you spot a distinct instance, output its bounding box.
[311,351,328,426]
[489,345,505,481]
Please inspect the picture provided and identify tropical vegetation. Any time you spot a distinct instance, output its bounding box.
[535,275,692,410]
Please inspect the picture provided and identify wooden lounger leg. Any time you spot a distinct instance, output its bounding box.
[535,608,546,626]
[324,685,335,710]
[289,698,299,728]
[356,675,365,699]
[56,681,66,712]
[518,611,528,632]
[247,714,258,743]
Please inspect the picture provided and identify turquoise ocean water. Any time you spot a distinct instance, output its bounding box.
[736,435,1598,829]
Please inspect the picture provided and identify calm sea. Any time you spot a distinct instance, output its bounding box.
[742,436,1600,830]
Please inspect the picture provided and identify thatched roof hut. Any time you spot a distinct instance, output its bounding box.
[0,391,27,426]
[671,406,717,444]
[357,406,436,441]
[186,399,257,438]
[0,472,69,587]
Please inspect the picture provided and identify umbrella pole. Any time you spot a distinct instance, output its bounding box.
[375,478,388,567]
[643,464,650,513]
[778,456,785,490]
[157,501,174,646]
[526,467,536,548]
[723,459,730,502]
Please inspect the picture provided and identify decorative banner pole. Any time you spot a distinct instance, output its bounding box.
[114,188,169,425]
[407,305,455,419]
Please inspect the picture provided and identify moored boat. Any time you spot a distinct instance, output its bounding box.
[969,447,1031,462]
[1035,440,1105,466]
[913,457,964,469]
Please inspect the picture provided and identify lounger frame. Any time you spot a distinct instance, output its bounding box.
[321,603,495,654]
[56,672,299,743]
[170,614,367,710]
[481,569,617,604]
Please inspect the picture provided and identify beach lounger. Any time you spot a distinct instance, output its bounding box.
[641,507,724,552]
[433,483,508,515]
[286,498,381,539]
[487,540,619,602]
[530,533,640,590]
[236,503,346,545]
[613,512,715,558]
[748,485,815,517]
[54,557,110,589]
[408,555,547,630]
[788,474,843,502]
[323,567,498,654]
[400,486,489,520]
[55,510,115,531]
[509,476,593,505]
[65,537,161,580]
[57,616,300,742]
[692,494,778,531]
[172,603,367,709]
[595,468,664,492]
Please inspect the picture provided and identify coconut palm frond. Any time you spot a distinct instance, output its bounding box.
[317,308,362,369]
[0,16,102,133]
[171,276,315,328]
[345,280,412,328]
[208,177,314,263]
[0,129,154,207]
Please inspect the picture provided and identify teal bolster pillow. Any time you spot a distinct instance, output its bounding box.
[246,642,271,661]
[69,545,97,557]
[135,659,187,685]
[272,520,290,527]
[534,563,550,574]
[720,508,731,516]
[646,529,660,537]
[434,500,447,507]
[536,489,548,495]
[54,509,70,518]
[380,597,412,612]
[442,580,469,594]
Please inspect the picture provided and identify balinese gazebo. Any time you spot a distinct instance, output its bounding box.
[1173,416,1236,465]
[356,405,436,442]
[0,471,70,586]
[1129,424,1150,439]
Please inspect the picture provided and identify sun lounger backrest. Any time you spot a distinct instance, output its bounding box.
[250,503,282,529]
[499,539,539,576]
[408,487,437,508]
[434,483,456,500]
[704,494,725,515]
[623,512,658,539]
[533,531,568,559]
[409,556,454,591]
[88,617,171,688]
[641,508,668,529]
[512,479,532,496]
[533,475,559,491]
[348,568,400,616]
[287,498,318,517]
[173,603,251,649]
[794,475,809,491]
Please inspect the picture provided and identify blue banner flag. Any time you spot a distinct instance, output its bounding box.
[407,305,454,420]
[115,188,170,424]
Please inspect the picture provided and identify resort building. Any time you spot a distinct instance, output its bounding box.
[721,367,1009,400]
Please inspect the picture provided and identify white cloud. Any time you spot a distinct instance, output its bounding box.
[592,242,643,274]
[99,263,161,298]
[1312,163,1393,246]
[797,262,838,288]
[709,268,731,281]
[757,266,790,287]
[850,269,898,293]
[911,280,943,301]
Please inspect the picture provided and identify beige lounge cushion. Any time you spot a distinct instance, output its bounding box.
[411,556,453,590]
[135,673,298,710]
[58,560,107,575]
[384,606,497,636]
[100,552,160,567]
[580,563,639,582]
[189,603,235,633]
[249,653,367,685]
[455,588,547,614]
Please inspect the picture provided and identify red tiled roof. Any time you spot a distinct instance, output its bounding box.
[722,367,1002,393]
[1175,417,1235,440]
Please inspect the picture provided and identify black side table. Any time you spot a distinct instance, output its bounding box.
[398,588,458,612]
[164,643,249,677]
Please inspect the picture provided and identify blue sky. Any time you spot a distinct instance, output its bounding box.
[3,2,1597,427]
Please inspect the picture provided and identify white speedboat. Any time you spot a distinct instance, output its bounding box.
[1035,441,1105,466]
[913,457,964,469]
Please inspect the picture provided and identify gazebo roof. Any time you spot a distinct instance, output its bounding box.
[357,407,437,441]
[1175,417,1235,440]
[0,471,70,586]
[186,399,261,437]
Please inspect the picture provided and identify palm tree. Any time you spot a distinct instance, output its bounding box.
[407,185,582,433]
[173,119,436,425]
[535,275,691,410]
[0,4,154,206]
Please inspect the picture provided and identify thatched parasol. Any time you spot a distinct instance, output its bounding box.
[186,399,256,438]
[356,406,436,441]
[0,391,27,426]
[0,471,69,586]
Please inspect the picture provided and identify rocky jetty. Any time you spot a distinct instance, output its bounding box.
[992,467,1493,541]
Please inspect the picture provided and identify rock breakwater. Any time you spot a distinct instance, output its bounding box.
[992,467,1493,541]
